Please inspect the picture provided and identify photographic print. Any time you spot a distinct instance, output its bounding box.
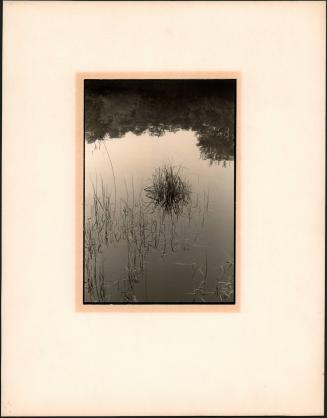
[83,78,236,304]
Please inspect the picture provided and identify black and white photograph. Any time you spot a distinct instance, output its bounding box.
[84,78,236,303]
[3,1,325,416]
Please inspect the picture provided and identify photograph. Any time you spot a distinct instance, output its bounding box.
[84,78,236,304]
[3,1,324,415]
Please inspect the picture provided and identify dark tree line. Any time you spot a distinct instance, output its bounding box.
[84,79,236,163]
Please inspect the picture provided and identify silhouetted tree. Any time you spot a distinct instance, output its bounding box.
[84,79,236,163]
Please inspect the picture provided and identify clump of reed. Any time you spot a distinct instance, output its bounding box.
[84,246,106,303]
[144,165,191,215]
[187,256,235,303]
[215,260,234,302]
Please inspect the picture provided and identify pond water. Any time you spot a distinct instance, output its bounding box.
[84,130,234,303]
[83,79,235,303]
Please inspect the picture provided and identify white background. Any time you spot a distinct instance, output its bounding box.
[2,1,325,415]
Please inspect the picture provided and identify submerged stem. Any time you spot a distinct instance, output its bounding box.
[103,140,117,217]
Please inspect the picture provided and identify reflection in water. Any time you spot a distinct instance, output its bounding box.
[144,165,191,216]
[85,79,235,165]
[85,174,217,303]
[84,79,235,303]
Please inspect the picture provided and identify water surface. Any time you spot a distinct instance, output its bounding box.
[84,79,235,303]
